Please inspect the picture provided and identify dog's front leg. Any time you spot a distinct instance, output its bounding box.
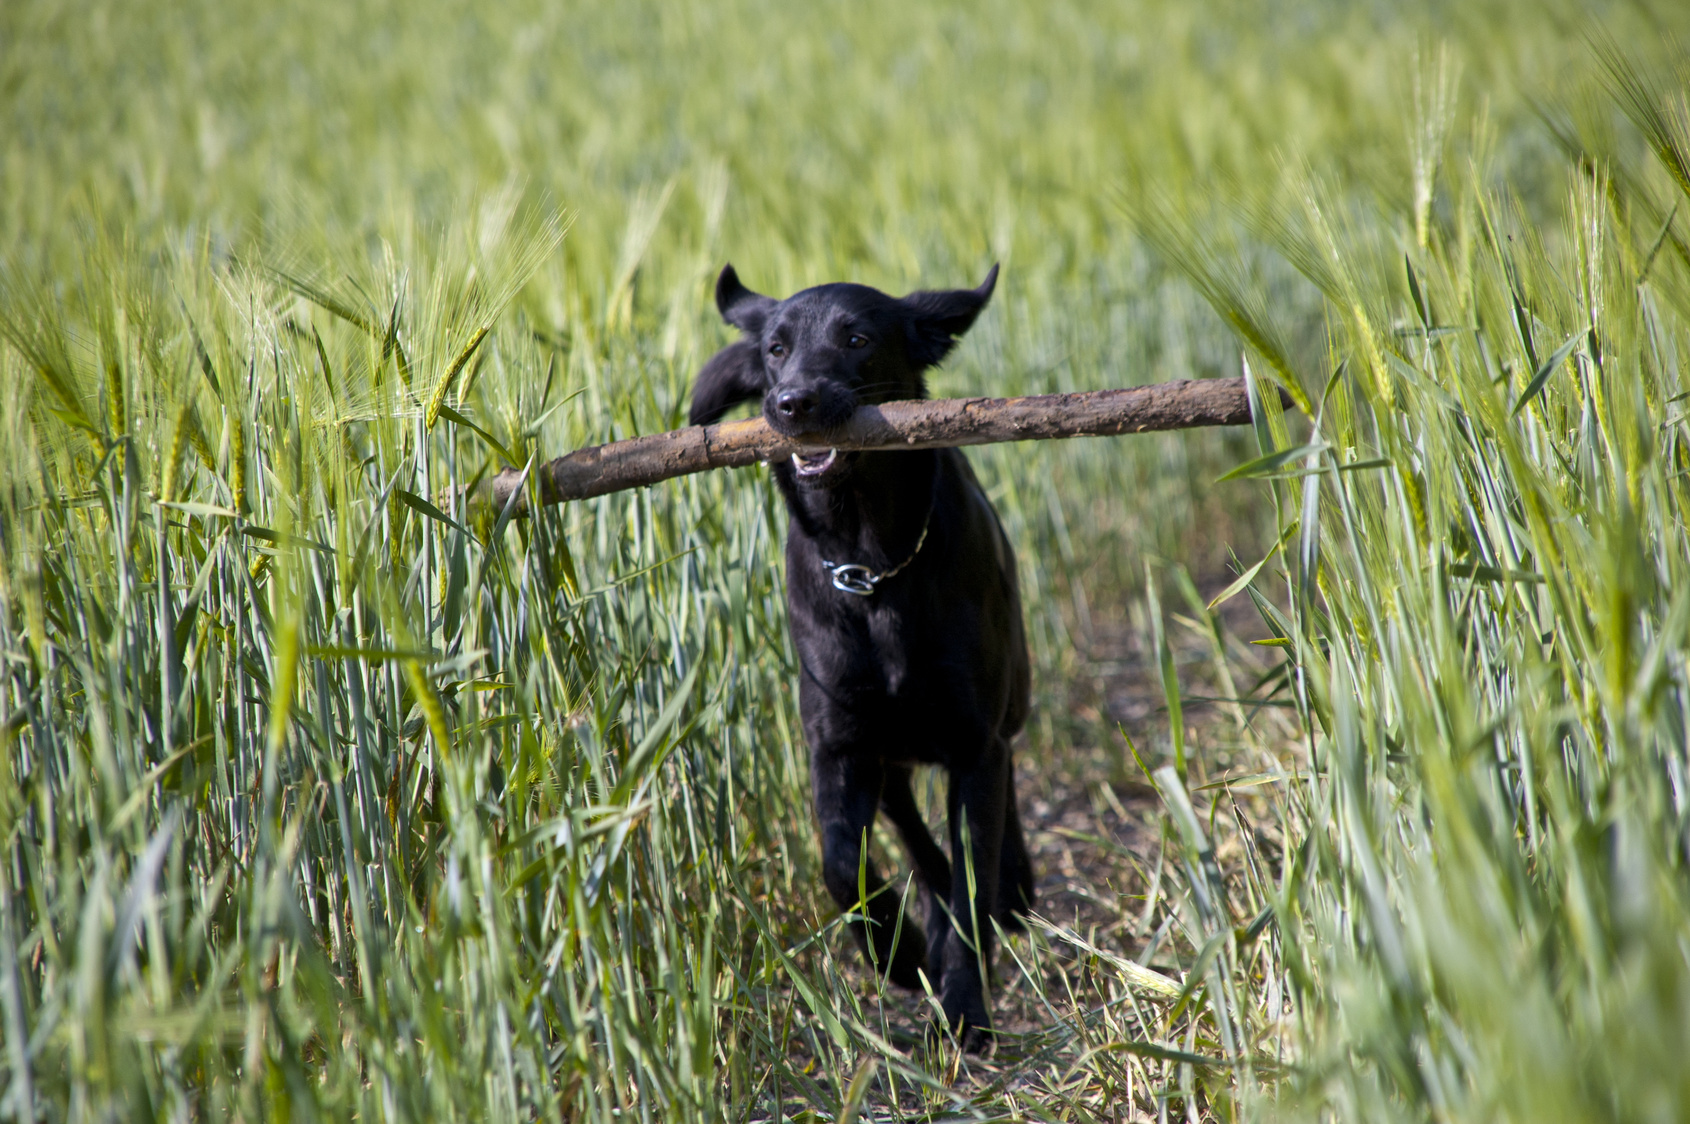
[937,736,1009,1051]
[812,748,929,988]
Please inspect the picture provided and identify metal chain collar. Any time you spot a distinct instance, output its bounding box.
[819,503,934,597]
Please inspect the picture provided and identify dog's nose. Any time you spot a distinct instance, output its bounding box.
[775,389,816,420]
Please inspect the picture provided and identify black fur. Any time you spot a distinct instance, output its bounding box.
[689,263,1033,1050]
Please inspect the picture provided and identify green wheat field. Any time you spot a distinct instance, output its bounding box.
[3,0,1690,1119]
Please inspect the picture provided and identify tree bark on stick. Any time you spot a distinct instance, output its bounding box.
[479,376,1283,514]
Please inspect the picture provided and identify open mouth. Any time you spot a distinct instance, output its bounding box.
[790,448,839,478]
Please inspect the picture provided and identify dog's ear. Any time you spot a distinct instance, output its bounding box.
[899,263,999,370]
[690,338,767,426]
[716,264,777,334]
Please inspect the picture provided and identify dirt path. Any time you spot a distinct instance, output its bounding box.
[997,585,1283,1027]
[765,580,1293,1119]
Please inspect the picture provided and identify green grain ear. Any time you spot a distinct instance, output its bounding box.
[5,5,1690,1120]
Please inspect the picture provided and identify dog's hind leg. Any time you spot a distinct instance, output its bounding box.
[813,750,929,989]
[996,758,1035,930]
[878,765,953,969]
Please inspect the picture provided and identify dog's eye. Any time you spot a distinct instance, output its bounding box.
[769,342,787,359]
[847,334,869,349]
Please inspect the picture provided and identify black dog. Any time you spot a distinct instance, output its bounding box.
[689,263,1033,1047]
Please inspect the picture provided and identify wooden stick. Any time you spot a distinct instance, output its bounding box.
[479,376,1282,514]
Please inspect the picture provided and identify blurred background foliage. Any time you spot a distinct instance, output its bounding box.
[2,0,1689,1119]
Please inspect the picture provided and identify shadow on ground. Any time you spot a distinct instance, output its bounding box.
[750,573,1297,1120]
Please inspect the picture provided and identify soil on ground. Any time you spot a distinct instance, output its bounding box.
[757,576,1298,1121]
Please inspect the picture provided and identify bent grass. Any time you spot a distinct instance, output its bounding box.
[3,0,1690,1120]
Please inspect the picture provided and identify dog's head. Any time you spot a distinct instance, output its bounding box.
[689,264,997,485]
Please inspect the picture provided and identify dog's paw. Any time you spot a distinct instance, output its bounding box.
[881,926,929,990]
[993,877,1036,932]
[940,994,996,1055]
[957,1020,997,1056]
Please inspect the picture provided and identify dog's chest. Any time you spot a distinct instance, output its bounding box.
[862,605,915,695]
[793,591,924,700]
